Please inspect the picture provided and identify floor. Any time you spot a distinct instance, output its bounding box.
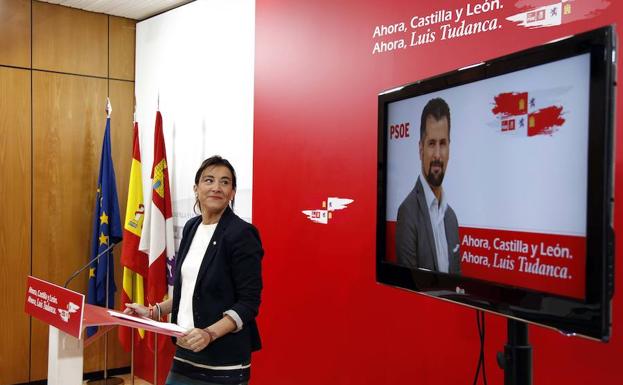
[119,374,152,385]
[83,373,152,385]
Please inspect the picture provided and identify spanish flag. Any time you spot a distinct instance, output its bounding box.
[118,121,148,351]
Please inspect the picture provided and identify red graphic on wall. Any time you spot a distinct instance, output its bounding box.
[492,91,565,136]
[527,8,547,22]
[302,197,354,224]
[509,0,611,28]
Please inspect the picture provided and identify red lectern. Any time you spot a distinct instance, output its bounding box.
[25,276,183,385]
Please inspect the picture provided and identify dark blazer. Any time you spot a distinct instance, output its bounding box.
[395,178,461,274]
[171,207,263,366]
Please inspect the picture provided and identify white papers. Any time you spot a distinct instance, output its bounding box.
[108,309,187,334]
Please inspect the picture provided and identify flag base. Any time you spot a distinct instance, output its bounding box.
[87,377,124,385]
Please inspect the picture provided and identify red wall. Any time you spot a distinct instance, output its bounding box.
[253,1,623,384]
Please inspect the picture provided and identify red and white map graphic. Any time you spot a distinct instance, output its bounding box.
[302,197,354,224]
[492,88,567,137]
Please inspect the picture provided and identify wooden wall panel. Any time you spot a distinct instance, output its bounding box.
[1,3,137,383]
[0,67,31,385]
[33,1,108,77]
[0,0,31,68]
[31,71,108,380]
[109,17,136,81]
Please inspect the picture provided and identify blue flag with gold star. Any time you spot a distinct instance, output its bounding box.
[87,117,122,336]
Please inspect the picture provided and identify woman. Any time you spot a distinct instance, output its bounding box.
[126,155,263,385]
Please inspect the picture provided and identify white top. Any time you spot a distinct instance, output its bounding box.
[177,223,216,330]
[177,222,243,331]
[420,175,450,273]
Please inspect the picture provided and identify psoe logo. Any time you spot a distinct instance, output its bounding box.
[302,197,354,224]
[58,302,80,323]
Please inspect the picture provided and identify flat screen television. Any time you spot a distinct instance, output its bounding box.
[376,26,616,341]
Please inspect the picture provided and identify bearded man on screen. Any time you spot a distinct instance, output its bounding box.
[396,97,461,274]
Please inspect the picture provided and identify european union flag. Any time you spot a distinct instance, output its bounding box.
[87,117,123,336]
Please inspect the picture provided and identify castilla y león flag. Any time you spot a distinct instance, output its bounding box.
[138,110,176,384]
[140,111,175,311]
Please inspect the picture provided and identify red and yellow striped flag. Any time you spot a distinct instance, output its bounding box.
[118,122,149,351]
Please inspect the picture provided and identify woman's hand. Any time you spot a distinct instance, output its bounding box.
[124,303,151,318]
[177,328,213,352]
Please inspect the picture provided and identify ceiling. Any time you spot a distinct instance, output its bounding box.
[38,0,194,20]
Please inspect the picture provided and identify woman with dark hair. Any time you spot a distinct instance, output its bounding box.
[125,155,263,385]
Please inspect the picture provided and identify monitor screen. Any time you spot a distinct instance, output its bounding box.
[377,26,616,341]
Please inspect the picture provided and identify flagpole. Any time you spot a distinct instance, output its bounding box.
[154,333,158,385]
[131,329,135,385]
[153,98,158,385]
[103,259,124,385]
[104,262,110,381]
[87,246,123,385]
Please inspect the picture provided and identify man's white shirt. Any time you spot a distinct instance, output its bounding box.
[420,175,450,273]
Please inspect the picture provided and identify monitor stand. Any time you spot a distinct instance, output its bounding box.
[497,319,533,385]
